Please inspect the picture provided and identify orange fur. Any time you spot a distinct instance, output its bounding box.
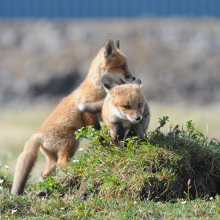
[11,39,135,194]
[103,82,150,140]
[78,80,150,140]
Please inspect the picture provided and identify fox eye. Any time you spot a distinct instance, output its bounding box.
[124,105,130,109]
[120,65,126,70]
[138,103,142,108]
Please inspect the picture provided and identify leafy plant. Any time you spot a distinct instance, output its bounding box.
[37,176,65,195]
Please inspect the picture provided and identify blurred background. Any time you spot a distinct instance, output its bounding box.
[0,0,220,175]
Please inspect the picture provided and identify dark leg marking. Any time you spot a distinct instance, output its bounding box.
[113,122,124,141]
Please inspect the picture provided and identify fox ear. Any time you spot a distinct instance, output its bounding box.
[133,79,143,87]
[103,83,115,95]
[104,39,117,58]
[103,83,112,90]
[115,39,120,49]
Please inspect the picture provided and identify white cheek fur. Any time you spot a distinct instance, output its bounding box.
[111,105,127,120]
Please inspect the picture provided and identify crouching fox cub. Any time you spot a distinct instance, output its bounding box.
[11,39,136,195]
[78,79,150,140]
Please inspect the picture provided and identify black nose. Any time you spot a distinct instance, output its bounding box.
[125,76,136,81]
[135,116,141,121]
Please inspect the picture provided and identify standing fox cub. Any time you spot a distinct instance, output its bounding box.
[78,79,150,140]
[11,39,136,194]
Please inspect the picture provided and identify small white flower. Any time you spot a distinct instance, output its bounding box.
[11,209,17,214]
[73,160,79,163]
[181,201,186,204]
[78,148,83,151]
[134,201,137,204]
[5,165,10,170]
[0,179,3,184]
[0,186,3,191]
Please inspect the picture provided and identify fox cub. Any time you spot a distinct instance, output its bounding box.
[11,39,136,194]
[78,79,150,140]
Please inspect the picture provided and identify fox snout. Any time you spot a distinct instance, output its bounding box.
[129,114,143,123]
[135,116,141,121]
[124,69,136,81]
[125,75,136,81]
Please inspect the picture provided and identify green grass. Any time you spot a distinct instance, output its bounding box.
[1,189,220,219]
[1,116,220,219]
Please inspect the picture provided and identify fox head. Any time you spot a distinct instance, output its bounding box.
[101,39,136,83]
[104,79,145,123]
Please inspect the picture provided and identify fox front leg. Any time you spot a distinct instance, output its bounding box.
[111,122,125,141]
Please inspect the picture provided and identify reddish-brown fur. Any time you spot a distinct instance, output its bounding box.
[102,83,150,140]
[78,81,150,140]
[11,39,135,194]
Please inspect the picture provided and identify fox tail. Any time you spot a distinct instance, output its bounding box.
[11,134,42,194]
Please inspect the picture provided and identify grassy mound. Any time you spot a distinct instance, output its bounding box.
[39,117,220,201]
[1,116,220,219]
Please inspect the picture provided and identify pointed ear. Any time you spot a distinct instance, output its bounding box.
[115,39,120,49]
[103,83,112,90]
[133,79,142,87]
[104,39,117,58]
[103,83,115,95]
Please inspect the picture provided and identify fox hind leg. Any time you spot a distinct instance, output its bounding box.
[57,150,70,167]
[43,157,56,177]
[57,139,80,167]
[40,147,57,177]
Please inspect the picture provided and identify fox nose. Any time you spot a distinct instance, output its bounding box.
[135,116,141,121]
[125,75,136,81]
